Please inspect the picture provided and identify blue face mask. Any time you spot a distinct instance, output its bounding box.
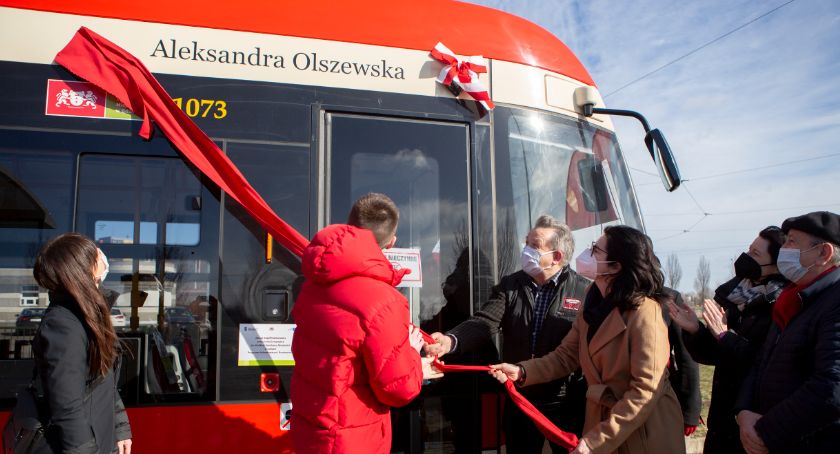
[776,244,821,283]
[520,245,555,277]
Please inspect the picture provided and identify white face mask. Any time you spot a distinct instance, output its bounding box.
[575,248,616,281]
[776,244,820,283]
[96,250,110,287]
[521,245,555,277]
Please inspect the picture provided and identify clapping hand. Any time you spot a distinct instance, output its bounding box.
[702,299,728,338]
[666,298,700,334]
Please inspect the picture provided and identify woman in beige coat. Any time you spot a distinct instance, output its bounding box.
[490,226,684,453]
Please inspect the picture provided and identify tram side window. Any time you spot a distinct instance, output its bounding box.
[77,154,218,400]
[0,136,75,401]
[220,141,309,323]
[218,141,309,402]
[0,151,74,310]
[506,113,577,245]
[590,130,643,231]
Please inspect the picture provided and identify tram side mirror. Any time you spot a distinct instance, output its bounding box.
[645,129,681,192]
[577,156,609,212]
[574,87,682,193]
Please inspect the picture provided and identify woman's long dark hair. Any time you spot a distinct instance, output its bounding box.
[603,225,666,310]
[33,232,117,377]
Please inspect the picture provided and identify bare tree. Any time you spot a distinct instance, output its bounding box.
[665,253,683,289]
[694,256,712,304]
[682,291,699,310]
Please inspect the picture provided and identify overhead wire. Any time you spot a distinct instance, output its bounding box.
[640,151,840,185]
[604,0,796,98]
[647,202,840,219]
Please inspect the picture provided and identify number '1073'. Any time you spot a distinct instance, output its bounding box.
[172,98,228,119]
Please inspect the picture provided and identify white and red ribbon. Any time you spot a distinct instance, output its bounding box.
[430,42,494,111]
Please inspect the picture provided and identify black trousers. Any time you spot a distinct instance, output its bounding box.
[503,395,586,454]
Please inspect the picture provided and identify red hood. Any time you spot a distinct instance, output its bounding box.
[302,224,409,286]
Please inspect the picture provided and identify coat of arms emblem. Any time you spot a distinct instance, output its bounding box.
[55,89,98,109]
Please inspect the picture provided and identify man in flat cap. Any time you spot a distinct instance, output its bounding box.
[735,211,840,454]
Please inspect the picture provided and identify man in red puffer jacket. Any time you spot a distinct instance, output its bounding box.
[291,193,428,454]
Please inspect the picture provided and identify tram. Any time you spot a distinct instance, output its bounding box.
[0,1,679,452]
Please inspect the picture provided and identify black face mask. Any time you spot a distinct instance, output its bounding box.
[734,253,771,281]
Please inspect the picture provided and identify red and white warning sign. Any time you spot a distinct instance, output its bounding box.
[280,402,292,431]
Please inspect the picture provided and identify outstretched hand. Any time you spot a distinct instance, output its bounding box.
[422,332,452,357]
[667,299,700,334]
[421,356,444,380]
[488,363,521,384]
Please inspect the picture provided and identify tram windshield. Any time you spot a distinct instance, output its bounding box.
[495,107,644,271]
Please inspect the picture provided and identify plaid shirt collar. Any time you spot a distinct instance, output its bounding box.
[529,267,566,353]
[528,267,564,291]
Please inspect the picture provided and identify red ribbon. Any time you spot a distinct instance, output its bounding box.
[432,357,488,373]
[429,42,495,111]
[417,327,579,451]
[54,27,309,257]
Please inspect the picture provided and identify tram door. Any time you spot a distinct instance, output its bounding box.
[327,114,496,453]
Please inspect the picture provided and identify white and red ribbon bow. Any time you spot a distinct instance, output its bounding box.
[430,42,495,111]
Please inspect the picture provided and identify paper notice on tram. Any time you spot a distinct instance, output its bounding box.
[383,247,422,288]
[238,323,296,366]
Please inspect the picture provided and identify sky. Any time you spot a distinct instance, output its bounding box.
[468,0,840,295]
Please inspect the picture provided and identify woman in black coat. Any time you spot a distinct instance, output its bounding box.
[668,226,788,454]
[33,233,132,454]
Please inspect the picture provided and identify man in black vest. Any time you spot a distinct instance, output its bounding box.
[425,215,590,453]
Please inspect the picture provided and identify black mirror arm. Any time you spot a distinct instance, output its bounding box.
[586,106,654,159]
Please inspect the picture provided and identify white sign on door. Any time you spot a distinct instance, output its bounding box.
[238,323,296,366]
[384,247,422,288]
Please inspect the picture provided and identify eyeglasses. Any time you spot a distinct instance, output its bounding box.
[590,242,607,257]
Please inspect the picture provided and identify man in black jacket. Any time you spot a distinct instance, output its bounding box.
[424,215,590,454]
[735,211,840,454]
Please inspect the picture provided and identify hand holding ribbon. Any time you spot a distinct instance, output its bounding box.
[415,325,579,450]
